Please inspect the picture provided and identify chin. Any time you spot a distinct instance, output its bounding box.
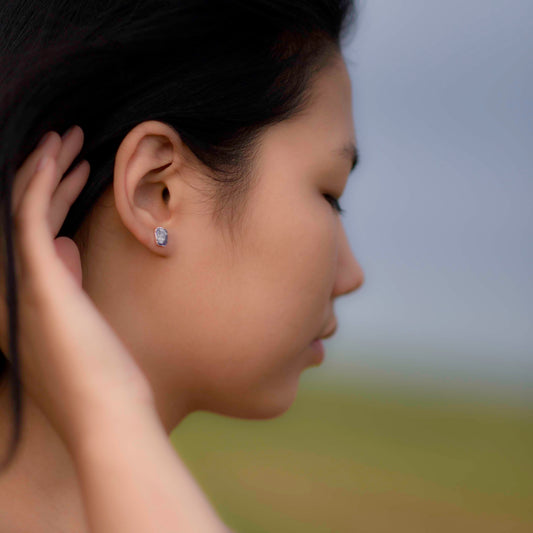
[214,382,300,421]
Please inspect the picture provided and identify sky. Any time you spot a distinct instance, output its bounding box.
[323,0,533,391]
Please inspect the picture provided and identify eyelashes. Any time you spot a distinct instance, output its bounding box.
[324,194,345,216]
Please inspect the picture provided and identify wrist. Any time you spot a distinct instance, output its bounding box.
[65,394,161,455]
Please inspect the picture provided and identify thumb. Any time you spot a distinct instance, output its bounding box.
[53,237,83,288]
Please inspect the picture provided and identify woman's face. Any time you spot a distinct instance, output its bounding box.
[81,55,364,428]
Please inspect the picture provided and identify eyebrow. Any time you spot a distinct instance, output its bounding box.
[335,142,359,173]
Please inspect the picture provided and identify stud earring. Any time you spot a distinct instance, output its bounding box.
[154,226,168,247]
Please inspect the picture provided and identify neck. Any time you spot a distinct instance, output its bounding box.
[0,373,88,532]
[0,369,194,532]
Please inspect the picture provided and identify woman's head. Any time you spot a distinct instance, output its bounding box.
[0,0,361,440]
[80,54,363,429]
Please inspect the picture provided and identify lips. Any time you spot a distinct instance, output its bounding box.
[316,319,337,341]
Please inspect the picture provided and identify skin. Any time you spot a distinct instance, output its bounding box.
[0,53,363,531]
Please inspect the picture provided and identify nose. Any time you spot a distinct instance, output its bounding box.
[332,223,364,298]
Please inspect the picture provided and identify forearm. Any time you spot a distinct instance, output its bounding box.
[71,402,227,533]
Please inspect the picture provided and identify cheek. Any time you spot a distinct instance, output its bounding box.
[231,195,338,347]
[145,199,337,389]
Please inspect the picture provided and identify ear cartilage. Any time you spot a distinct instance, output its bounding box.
[154,226,168,247]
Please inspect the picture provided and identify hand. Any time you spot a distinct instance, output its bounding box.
[0,126,155,449]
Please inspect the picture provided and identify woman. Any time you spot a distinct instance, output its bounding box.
[0,1,364,531]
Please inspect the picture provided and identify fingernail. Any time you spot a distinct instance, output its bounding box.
[37,132,52,147]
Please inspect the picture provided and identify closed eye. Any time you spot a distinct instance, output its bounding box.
[324,194,345,216]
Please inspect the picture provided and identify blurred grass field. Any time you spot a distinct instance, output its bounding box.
[170,365,533,533]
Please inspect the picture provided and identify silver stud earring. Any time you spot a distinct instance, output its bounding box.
[154,226,168,247]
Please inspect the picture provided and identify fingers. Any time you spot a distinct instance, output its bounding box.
[55,125,85,180]
[48,159,90,235]
[11,132,62,214]
[46,125,90,235]
[15,156,60,275]
[11,125,85,215]
[11,125,89,282]
[1,125,89,358]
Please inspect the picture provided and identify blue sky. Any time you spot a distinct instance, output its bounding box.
[323,0,533,390]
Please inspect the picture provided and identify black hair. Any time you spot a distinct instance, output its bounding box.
[0,0,357,470]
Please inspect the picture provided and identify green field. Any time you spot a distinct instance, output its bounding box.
[171,369,533,532]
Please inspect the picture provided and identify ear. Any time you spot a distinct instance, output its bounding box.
[112,120,191,256]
